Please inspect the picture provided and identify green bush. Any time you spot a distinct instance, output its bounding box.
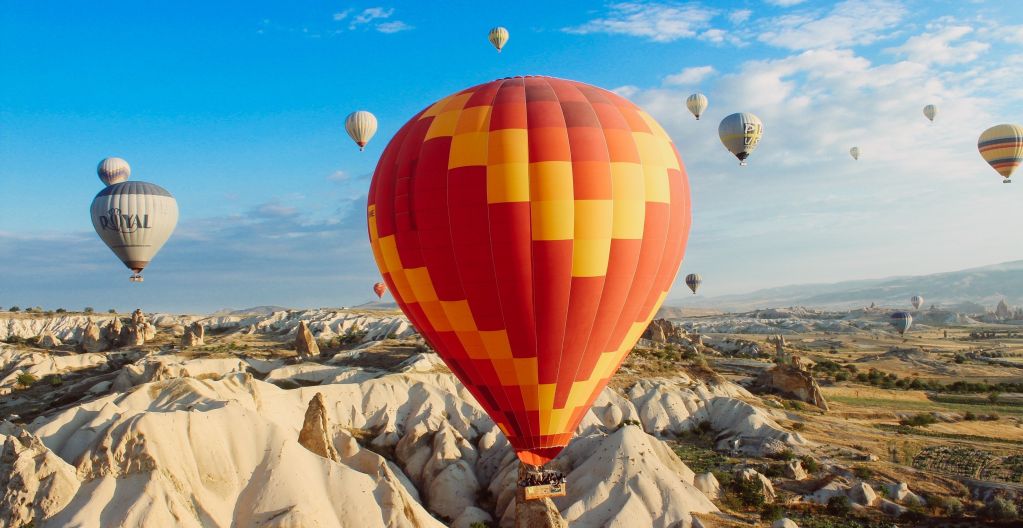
[853,465,873,479]
[800,455,820,473]
[722,475,766,510]
[768,449,796,461]
[900,413,937,427]
[469,522,491,528]
[953,354,966,364]
[826,495,851,516]
[760,503,785,521]
[979,497,1018,520]
[108,308,117,314]
[9,306,20,312]
[963,411,977,421]
[55,308,66,313]
[16,373,37,388]
[83,307,94,314]
[45,374,62,387]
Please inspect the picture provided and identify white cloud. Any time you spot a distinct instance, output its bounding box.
[377,20,413,33]
[327,170,349,183]
[888,25,989,65]
[351,7,393,27]
[563,2,719,42]
[332,10,352,22]
[729,9,752,25]
[664,65,716,85]
[758,0,906,50]
[764,0,806,6]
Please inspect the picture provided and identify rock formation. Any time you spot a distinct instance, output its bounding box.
[884,482,924,506]
[753,364,829,411]
[642,319,690,344]
[784,459,808,480]
[694,472,720,499]
[181,322,205,347]
[79,319,107,353]
[773,519,799,528]
[298,392,339,462]
[295,321,319,359]
[738,468,775,503]
[995,299,1011,319]
[0,426,79,525]
[105,317,123,344]
[119,324,145,347]
[848,481,877,506]
[36,332,61,348]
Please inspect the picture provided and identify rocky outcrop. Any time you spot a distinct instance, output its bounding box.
[773,519,799,528]
[36,332,61,348]
[180,322,204,347]
[849,482,877,506]
[996,299,1011,319]
[79,319,107,353]
[884,482,924,506]
[0,426,80,526]
[105,317,123,344]
[642,319,691,344]
[738,468,776,503]
[295,321,319,359]
[785,459,808,480]
[298,393,338,462]
[695,472,720,499]
[753,364,829,411]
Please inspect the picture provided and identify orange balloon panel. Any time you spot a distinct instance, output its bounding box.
[373,282,386,298]
[367,76,691,466]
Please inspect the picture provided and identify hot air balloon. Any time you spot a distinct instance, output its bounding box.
[373,282,386,298]
[488,26,509,52]
[718,112,763,165]
[849,147,860,160]
[923,104,937,123]
[890,311,912,336]
[91,181,178,282]
[685,273,702,294]
[97,157,131,186]
[978,124,1023,183]
[367,76,691,467]
[911,295,923,310]
[686,93,708,120]
[345,111,378,151]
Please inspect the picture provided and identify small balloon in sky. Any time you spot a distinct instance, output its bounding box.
[686,93,708,120]
[345,111,378,151]
[718,112,763,166]
[97,157,131,186]
[488,26,509,52]
[849,146,860,160]
[978,123,1022,183]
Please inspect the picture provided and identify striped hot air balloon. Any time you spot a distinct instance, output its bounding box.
[719,112,763,165]
[686,93,708,120]
[488,26,509,52]
[890,311,913,336]
[97,157,131,186]
[373,282,386,298]
[90,181,178,282]
[345,111,378,151]
[911,295,923,310]
[368,76,692,466]
[978,124,1023,183]
[923,104,937,123]
[685,273,702,294]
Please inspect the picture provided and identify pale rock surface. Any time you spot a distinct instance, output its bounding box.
[738,468,776,503]
[806,477,851,504]
[773,518,799,528]
[298,392,339,462]
[880,498,908,516]
[0,349,108,391]
[885,482,925,506]
[180,321,205,347]
[119,322,145,347]
[36,331,61,348]
[785,459,808,480]
[79,319,106,353]
[295,320,319,358]
[452,506,494,528]
[848,481,877,506]
[515,496,567,528]
[694,472,720,499]
[0,426,79,526]
[754,364,829,411]
[105,317,123,344]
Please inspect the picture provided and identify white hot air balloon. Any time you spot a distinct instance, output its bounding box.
[850,147,860,160]
[345,111,378,151]
[686,93,708,120]
[90,181,179,282]
[97,157,131,186]
[923,104,937,123]
[488,26,509,52]
[718,112,763,165]
[911,295,924,310]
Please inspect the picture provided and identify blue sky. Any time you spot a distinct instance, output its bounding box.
[1,0,1021,312]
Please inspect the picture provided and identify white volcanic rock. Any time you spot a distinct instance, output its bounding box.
[774,519,799,528]
[298,392,339,462]
[0,426,79,526]
[694,472,720,499]
[738,468,776,503]
[807,477,850,504]
[36,331,61,348]
[295,321,320,359]
[0,349,107,391]
[0,314,117,343]
[880,498,908,516]
[109,355,251,392]
[885,482,925,506]
[849,481,877,506]
[785,459,808,480]
[452,506,494,528]
[79,319,107,353]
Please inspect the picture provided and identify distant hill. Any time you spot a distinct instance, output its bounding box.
[210,306,289,316]
[671,260,1023,312]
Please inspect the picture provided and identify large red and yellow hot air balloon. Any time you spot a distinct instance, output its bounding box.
[367,76,692,466]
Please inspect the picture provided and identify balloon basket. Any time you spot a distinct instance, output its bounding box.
[129,274,144,283]
[1004,179,1011,183]
[518,469,567,501]
[739,160,748,166]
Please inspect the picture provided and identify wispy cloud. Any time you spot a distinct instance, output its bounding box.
[563,2,720,43]
[340,7,413,34]
[764,0,806,6]
[757,0,906,50]
[327,170,349,183]
[728,9,752,25]
[887,25,989,65]
[664,65,716,85]
[376,20,413,34]
[332,9,353,22]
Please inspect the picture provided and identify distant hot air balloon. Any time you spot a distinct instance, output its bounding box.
[373,282,386,298]
[849,147,860,160]
[685,273,702,294]
[923,104,937,123]
[686,93,708,120]
[345,111,378,151]
[718,112,763,165]
[97,157,131,186]
[978,124,1023,183]
[488,26,509,52]
[90,181,178,282]
[368,76,691,467]
[911,295,923,310]
[890,311,913,336]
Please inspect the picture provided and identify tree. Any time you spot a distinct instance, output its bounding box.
[83,307,95,314]
[16,373,37,388]
[108,308,117,314]
[9,306,19,312]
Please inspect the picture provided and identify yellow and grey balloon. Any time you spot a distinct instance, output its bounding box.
[97,157,131,186]
[686,93,708,120]
[978,123,1023,183]
[923,104,938,123]
[345,111,378,151]
[850,147,860,160]
[718,112,763,165]
[488,26,509,52]
[90,181,179,282]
